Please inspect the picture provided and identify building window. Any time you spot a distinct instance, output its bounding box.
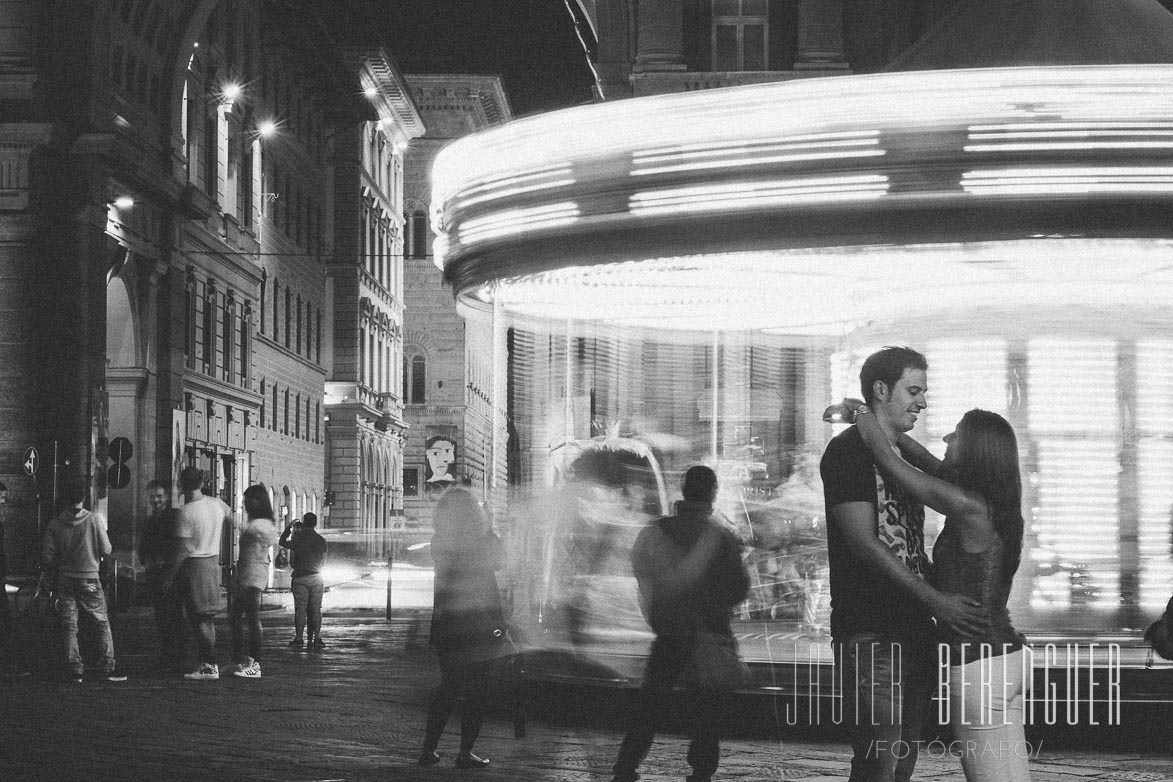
[314,401,320,443]
[260,270,267,337]
[295,392,301,439]
[283,388,289,434]
[259,379,266,425]
[403,467,419,497]
[410,354,426,404]
[272,384,278,430]
[296,295,303,355]
[408,210,429,258]
[712,0,768,71]
[284,288,291,349]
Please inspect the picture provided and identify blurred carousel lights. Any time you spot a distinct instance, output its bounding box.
[434,65,1173,333]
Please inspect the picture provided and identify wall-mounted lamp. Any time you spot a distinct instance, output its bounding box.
[113,196,134,210]
[364,86,378,98]
[257,120,278,138]
[0,481,8,505]
[220,82,242,108]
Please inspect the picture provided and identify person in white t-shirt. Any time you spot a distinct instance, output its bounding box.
[167,466,232,680]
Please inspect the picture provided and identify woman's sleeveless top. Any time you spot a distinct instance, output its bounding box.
[930,523,1024,665]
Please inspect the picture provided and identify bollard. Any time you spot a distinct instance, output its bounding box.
[385,546,393,620]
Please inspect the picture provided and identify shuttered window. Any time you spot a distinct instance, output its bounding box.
[1028,338,1118,611]
[1137,340,1173,609]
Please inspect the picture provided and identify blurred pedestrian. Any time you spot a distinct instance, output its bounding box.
[279,511,327,649]
[0,516,28,678]
[43,476,126,683]
[168,466,231,680]
[418,487,506,770]
[139,479,183,671]
[229,485,278,678]
[611,465,749,782]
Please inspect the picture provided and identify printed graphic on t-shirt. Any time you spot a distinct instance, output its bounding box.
[874,467,928,575]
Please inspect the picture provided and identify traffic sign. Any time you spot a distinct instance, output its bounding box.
[109,437,133,463]
[108,463,131,490]
[23,446,38,476]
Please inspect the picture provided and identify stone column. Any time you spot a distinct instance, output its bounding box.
[634,0,686,71]
[796,0,849,69]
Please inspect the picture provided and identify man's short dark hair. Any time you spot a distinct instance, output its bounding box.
[681,465,718,503]
[302,511,318,528]
[146,479,169,493]
[860,346,928,404]
[179,466,204,493]
[59,475,87,506]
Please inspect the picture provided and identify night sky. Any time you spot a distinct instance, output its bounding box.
[376,0,598,117]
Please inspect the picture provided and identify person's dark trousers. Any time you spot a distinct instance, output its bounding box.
[0,584,14,668]
[612,636,724,782]
[148,569,184,669]
[229,586,264,663]
[835,633,935,782]
[423,649,493,755]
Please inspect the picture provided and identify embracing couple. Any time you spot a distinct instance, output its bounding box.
[821,346,1030,782]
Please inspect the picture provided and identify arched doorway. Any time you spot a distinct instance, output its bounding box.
[105,270,145,560]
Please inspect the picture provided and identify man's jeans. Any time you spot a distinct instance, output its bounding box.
[835,633,934,782]
[291,573,324,640]
[57,577,115,676]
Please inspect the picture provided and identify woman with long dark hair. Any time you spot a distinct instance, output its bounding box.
[229,484,278,679]
[852,404,1030,782]
[417,487,506,769]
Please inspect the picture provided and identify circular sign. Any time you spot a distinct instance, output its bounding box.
[109,437,133,464]
[107,463,131,490]
[22,446,38,476]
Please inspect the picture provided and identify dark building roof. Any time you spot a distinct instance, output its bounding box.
[888,0,1173,70]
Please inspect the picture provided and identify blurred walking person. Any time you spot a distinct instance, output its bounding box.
[418,487,507,770]
[43,476,126,682]
[611,465,749,782]
[139,479,183,671]
[279,511,327,648]
[229,485,278,678]
[168,466,231,680]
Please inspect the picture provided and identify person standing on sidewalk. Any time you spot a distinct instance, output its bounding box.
[610,466,749,782]
[168,466,231,681]
[1,516,28,678]
[229,485,278,679]
[139,479,183,672]
[279,511,327,649]
[821,346,987,782]
[418,487,507,770]
[42,476,126,683]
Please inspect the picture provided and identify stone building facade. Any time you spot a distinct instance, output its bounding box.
[323,55,423,548]
[401,75,511,529]
[0,0,420,573]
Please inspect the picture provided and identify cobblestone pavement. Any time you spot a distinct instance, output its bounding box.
[1,606,1172,781]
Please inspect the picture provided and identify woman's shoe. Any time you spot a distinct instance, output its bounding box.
[417,750,440,767]
[454,753,490,769]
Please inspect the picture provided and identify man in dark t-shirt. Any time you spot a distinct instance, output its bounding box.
[820,346,985,782]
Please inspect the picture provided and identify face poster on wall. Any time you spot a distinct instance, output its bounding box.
[424,434,457,495]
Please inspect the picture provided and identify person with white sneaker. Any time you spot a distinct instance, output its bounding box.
[43,476,127,683]
[229,484,278,679]
[167,466,232,681]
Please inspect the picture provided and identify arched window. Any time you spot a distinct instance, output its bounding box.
[411,354,426,404]
[409,210,428,258]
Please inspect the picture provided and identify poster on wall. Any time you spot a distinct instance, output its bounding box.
[171,409,186,508]
[424,433,457,496]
